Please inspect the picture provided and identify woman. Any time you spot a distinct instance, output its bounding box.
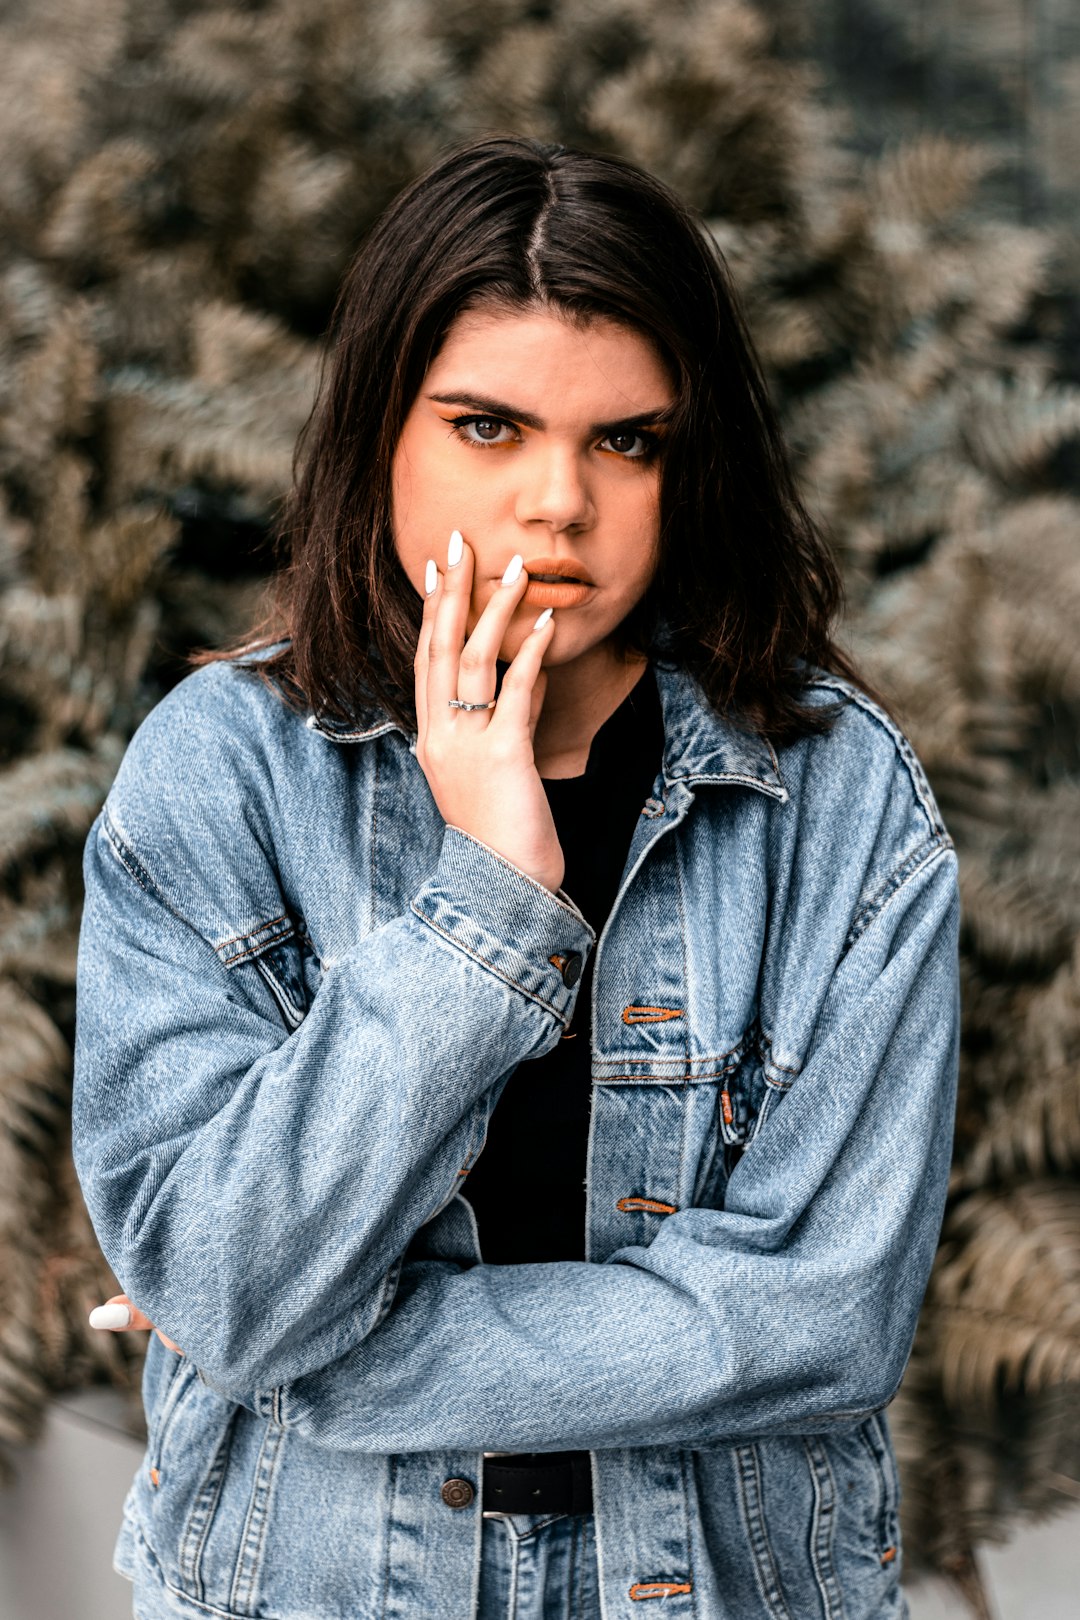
[74,136,960,1619]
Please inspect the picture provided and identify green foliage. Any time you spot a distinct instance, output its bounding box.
[1,2,1078,1596]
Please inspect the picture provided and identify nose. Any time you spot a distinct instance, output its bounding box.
[514,442,595,534]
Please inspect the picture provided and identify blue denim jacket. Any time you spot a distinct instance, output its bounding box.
[73,652,960,1619]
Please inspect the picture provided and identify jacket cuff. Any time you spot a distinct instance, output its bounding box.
[410,825,596,1025]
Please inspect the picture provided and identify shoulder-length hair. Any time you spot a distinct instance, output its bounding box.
[204,134,887,744]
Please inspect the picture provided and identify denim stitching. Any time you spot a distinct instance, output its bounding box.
[371,1254,404,1332]
[510,1517,523,1616]
[806,676,944,836]
[221,933,296,965]
[103,811,283,982]
[179,1409,238,1601]
[369,740,380,937]
[676,770,787,803]
[596,1030,753,1074]
[150,1358,197,1483]
[377,1453,398,1620]
[663,835,695,1226]
[128,1524,259,1619]
[253,953,305,1029]
[409,904,569,1025]
[566,1512,578,1620]
[844,837,954,953]
[863,1412,902,1566]
[102,811,166,902]
[229,1419,284,1615]
[678,1448,699,1618]
[672,833,694,1073]
[804,1437,846,1620]
[445,823,600,935]
[734,1443,793,1620]
[214,914,290,953]
[515,1512,571,1541]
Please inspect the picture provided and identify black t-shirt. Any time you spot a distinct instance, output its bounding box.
[461,663,666,1264]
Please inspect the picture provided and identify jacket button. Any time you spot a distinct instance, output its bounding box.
[440,1477,475,1509]
[560,951,583,988]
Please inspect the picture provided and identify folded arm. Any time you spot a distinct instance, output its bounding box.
[235,842,960,1452]
[74,812,594,1394]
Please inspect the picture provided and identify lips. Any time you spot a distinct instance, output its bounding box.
[520,556,595,585]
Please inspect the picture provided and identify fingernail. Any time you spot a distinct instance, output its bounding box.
[533,607,554,631]
[447,530,464,568]
[501,553,523,586]
[425,558,437,595]
[90,1302,132,1330]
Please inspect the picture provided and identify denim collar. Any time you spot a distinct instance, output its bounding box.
[306,661,787,804]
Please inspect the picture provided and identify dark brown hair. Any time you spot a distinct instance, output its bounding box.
[206,134,886,743]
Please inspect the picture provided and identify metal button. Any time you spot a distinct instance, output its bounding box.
[440,1477,475,1509]
[559,951,583,988]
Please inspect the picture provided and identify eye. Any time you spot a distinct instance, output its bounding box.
[600,429,658,460]
[449,415,518,447]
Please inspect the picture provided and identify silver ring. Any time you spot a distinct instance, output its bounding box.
[447,698,497,711]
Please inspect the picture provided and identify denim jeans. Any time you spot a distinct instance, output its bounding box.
[477,1513,600,1619]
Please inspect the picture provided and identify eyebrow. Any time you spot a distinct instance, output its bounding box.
[427,392,675,437]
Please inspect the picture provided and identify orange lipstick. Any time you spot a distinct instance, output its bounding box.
[519,555,595,609]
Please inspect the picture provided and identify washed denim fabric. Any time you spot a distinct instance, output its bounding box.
[73,650,960,1620]
[477,1513,601,1618]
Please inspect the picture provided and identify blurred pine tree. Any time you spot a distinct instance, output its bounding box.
[1,1,1077,1601]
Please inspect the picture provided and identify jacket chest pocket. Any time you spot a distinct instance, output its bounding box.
[233,927,321,1032]
[691,1038,780,1206]
[595,1055,777,1258]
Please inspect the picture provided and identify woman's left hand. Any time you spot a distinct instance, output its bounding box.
[89,1293,183,1354]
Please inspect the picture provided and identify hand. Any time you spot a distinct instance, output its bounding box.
[89,1294,182,1355]
[415,531,565,893]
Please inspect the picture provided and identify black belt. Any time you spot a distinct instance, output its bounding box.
[481,1451,593,1517]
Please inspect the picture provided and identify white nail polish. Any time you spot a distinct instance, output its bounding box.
[447,530,464,568]
[425,558,437,595]
[90,1302,132,1330]
[533,607,554,631]
[501,553,524,586]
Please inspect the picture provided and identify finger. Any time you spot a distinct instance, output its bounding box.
[489,608,555,738]
[89,1294,184,1354]
[414,554,441,741]
[426,529,474,715]
[455,551,530,706]
[89,1294,154,1332]
[527,666,548,745]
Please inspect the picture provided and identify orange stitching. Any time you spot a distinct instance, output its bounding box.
[149,1467,160,1487]
[616,1196,678,1215]
[629,1581,693,1600]
[595,1069,731,1081]
[881,1546,896,1564]
[721,1090,734,1125]
[548,953,567,972]
[622,1005,683,1024]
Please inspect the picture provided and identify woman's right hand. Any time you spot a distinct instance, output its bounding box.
[415,530,565,893]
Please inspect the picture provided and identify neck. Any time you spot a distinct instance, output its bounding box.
[531,642,649,779]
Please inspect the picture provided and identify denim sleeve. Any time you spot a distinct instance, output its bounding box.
[274,842,960,1451]
[72,815,594,1395]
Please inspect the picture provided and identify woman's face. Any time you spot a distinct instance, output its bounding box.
[391,306,675,670]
